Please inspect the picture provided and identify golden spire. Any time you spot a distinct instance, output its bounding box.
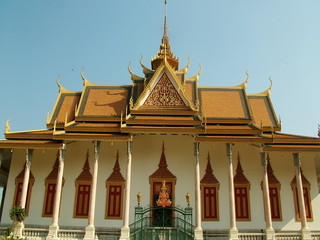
[151,0,179,71]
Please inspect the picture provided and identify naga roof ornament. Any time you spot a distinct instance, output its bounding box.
[185,65,202,82]
[56,74,74,93]
[80,67,98,86]
[127,62,145,81]
[176,57,191,74]
[253,77,273,96]
[234,71,250,89]
[139,56,154,74]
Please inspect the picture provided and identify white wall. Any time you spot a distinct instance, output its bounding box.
[2,137,320,232]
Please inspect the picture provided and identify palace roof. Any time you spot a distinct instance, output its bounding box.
[1,17,320,153]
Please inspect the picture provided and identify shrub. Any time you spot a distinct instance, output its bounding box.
[9,206,25,224]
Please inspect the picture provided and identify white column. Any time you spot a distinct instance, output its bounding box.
[226,143,238,240]
[194,142,203,240]
[120,141,133,240]
[47,145,65,240]
[84,141,100,240]
[260,152,274,240]
[14,149,33,237]
[293,153,311,240]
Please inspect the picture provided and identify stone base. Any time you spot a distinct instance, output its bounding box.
[229,228,239,240]
[301,228,312,240]
[83,225,96,240]
[119,227,130,240]
[194,227,204,240]
[46,225,59,240]
[265,228,275,240]
[13,222,24,237]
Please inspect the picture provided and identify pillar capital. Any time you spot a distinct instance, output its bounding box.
[260,152,267,166]
[293,153,301,167]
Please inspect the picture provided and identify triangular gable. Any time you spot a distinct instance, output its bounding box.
[144,72,186,107]
[131,59,197,112]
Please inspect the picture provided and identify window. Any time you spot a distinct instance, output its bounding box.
[105,151,125,219]
[269,186,282,221]
[234,153,250,221]
[74,184,91,217]
[235,186,250,220]
[292,186,313,221]
[202,185,219,220]
[42,154,64,217]
[200,153,219,221]
[106,184,124,219]
[13,166,35,216]
[73,152,92,218]
[42,183,56,217]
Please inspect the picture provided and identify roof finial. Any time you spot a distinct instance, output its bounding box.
[161,0,170,48]
[164,0,168,38]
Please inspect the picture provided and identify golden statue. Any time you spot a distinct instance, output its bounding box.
[156,181,172,207]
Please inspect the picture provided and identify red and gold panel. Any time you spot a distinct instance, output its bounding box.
[201,185,219,221]
[105,183,124,219]
[13,181,33,216]
[74,183,91,218]
[235,186,251,221]
[42,183,56,217]
[292,186,313,221]
[144,73,185,107]
[269,186,282,221]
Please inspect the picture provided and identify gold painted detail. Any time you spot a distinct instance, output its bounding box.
[143,73,186,106]
[128,62,145,81]
[156,181,172,207]
[5,120,10,133]
[140,56,154,74]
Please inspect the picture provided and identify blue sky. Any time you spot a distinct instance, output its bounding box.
[0,1,320,137]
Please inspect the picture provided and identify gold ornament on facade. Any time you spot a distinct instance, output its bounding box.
[5,120,10,133]
[137,192,142,206]
[185,192,191,206]
[156,181,172,207]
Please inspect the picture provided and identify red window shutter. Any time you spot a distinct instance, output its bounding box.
[76,184,91,217]
[203,186,217,219]
[235,187,249,220]
[269,187,281,220]
[108,185,122,217]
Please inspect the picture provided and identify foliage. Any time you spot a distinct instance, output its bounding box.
[0,235,24,240]
[9,206,25,224]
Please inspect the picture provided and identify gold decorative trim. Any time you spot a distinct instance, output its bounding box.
[128,62,145,81]
[176,57,191,74]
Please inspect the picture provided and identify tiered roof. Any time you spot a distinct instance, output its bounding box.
[1,10,320,153]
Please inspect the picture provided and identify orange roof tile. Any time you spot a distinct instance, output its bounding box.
[77,86,130,119]
[199,88,251,121]
[0,140,64,149]
[48,93,81,128]
[5,129,54,140]
[247,96,279,130]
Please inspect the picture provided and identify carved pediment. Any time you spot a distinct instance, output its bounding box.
[143,73,185,107]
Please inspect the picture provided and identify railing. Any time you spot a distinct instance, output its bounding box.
[239,233,266,240]
[130,205,194,240]
[58,229,85,240]
[312,233,320,240]
[276,232,302,240]
[203,231,229,240]
[23,228,49,240]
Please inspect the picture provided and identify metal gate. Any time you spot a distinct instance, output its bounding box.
[130,205,194,240]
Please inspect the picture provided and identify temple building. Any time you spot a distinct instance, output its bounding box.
[0,3,320,240]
